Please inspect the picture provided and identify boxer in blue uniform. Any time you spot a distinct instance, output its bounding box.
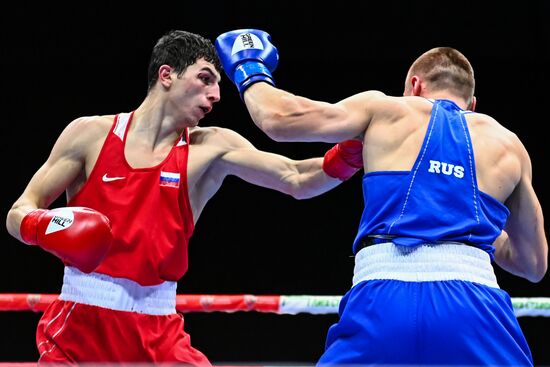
[215,30,548,366]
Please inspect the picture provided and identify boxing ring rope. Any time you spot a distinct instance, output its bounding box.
[1,293,549,317]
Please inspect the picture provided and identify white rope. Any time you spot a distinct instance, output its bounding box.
[280,296,550,317]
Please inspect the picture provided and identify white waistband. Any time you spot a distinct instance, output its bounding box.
[59,266,177,315]
[353,243,499,288]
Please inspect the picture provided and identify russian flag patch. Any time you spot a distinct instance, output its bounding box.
[160,171,180,188]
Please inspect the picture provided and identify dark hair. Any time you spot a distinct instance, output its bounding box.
[408,47,475,105]
[147,30,222,92]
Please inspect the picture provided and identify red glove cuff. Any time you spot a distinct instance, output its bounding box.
[20,209,47,246]
[323,140,363,181]
[19,207,113,273]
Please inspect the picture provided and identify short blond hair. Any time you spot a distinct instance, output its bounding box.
[405,47,475,105]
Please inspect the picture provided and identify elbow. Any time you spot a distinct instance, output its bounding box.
[284,183,317,201]
[525,273,545,284]
[526,259,547,283]
[260,117,291,142]
[286,188,311,201]
[517,253,548,283]
[528,244,548,283]
[290,191,316,201]
[498,231,549,283]
[495,243,548,283]
[255,105,305,142]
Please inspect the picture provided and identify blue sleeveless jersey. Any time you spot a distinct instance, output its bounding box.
[352,99,509,258]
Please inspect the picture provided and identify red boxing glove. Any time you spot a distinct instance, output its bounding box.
[20,206,113,273]
[323,139,364,181]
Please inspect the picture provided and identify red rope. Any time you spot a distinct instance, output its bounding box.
[0,293,281,313]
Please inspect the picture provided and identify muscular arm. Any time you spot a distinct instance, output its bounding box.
[215,128,344,199]
[6,117,101,241]
[243,83,384,143]
[216,29,380,143]
[493,143,548,282]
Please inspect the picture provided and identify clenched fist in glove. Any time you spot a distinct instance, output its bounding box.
[20,206,113,273]
[215,29,279,98]
[323,140,364,181]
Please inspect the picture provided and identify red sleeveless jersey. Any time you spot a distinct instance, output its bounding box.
[68,112,195,286]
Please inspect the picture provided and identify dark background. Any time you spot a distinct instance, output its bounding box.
[1,1,549,365]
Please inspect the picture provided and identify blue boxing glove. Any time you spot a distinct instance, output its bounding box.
[215,29,279,98]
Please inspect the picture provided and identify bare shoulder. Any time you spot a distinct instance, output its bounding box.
[64,114,114,138]
[54,115,115,157]
[187,126,257,180]
[76,114,114,130]
[466,112,520,143]
[189,125,254,150]
[339,90,388,107]
[337,90,413,129]
[365,94,427,122]
[394,96,435,113]
[466,112,531,169]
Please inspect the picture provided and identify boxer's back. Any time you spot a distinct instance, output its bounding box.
[364,95,521,203]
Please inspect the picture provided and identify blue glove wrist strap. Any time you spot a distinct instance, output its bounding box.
[234,62,273,86]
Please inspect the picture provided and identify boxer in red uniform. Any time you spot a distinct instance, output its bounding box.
[5,30,363,365]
